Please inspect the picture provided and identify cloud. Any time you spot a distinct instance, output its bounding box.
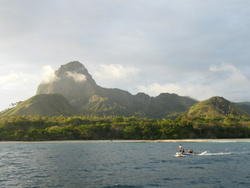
[1,0,250,110]
[94,64,140,81]
[41,65,59,84]
[0,72,26,84]
[0,72,39,90]
[0,71,41,111]
[66,71,86,82]
[137,63,250,101]
[42,66,87,83]
[137,82,215,101]
[210,63,250,87]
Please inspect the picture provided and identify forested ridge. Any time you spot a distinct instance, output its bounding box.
[0,114,249,141]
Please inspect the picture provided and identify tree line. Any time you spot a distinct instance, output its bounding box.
[0,114,249,141]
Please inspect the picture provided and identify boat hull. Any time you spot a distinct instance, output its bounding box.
[175,152,196,157]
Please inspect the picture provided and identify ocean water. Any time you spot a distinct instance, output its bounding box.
[0,141,249,188]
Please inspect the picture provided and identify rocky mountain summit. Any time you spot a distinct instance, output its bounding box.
[37,61,98,108]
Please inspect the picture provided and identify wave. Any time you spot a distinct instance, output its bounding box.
[198,151,231,156]
[174,151,232,157]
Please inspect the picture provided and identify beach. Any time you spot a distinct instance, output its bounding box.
[0,138,249,144]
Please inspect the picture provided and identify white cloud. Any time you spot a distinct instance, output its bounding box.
[42,66,87,83]
[0,72,40,90]
[94,64,140,81]
[137,63,250,101]
[210,63,250,87]
[66,71,86,82]
[41,65,59,84]
[137,82,215,101]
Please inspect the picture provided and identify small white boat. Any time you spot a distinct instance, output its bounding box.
[175,152,196,157]
[175,152,186,157]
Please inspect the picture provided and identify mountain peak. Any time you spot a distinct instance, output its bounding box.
[36,61,98,107]
[55,61,95,84]
[57,61,87,74]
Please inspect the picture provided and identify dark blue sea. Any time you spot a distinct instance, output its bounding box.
[0,140,249,188]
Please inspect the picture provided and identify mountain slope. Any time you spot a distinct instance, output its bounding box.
[80,88,135,116]
[187,96,246,118]
[0,94,78,117]
[235,102,250,115]
[140,93,197,118]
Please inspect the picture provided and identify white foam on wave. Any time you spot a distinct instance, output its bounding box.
[198,151,231,156]
[199,151,208,155]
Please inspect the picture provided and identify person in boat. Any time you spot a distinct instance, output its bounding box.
[179,144,182,152]
[187,149,195,154]
[182,149,185,153]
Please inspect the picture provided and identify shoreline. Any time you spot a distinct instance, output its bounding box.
[0,138,250,144]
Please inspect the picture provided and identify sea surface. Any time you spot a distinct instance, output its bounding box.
[0,140,249,188]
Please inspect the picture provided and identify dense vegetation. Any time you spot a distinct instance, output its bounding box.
[0,114,249,141]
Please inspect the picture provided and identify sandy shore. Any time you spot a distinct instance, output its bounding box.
[0,138,249,144]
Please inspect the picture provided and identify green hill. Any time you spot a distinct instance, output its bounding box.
[187,96,247,118]
[0,94,78,117]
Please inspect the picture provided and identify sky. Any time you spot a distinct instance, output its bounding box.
[1,0,250,111]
